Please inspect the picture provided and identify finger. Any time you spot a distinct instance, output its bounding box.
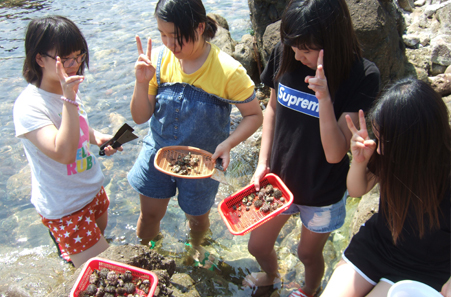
[146,38,152,59]
[305,76,314,83]
[345,114,359,134]
[55,57,67,80]
[317,49,324,68]
[358,110,367,132]
[316,63,326,80]
[136,35,144,55]
[363,139,376,148]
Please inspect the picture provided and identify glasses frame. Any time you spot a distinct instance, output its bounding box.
[41,52,86,68]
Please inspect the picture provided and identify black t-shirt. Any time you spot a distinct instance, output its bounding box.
[344,189,450,290]
[261,44,380,206]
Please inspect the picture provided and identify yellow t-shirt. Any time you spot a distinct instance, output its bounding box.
[148,43,254,102]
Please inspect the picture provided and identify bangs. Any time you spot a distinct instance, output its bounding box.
[50,22,88,57]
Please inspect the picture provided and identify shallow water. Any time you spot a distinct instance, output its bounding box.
[0,1,358,296]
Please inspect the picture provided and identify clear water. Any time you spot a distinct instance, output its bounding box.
[0,1,358,296]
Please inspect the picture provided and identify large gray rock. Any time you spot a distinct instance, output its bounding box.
[350,186,380,237]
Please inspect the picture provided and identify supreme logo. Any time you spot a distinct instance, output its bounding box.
[278,83,319,118]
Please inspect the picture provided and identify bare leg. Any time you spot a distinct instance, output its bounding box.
[296,225,330,295]
[136,194,170,245]
[244,214,291,287]
[320,260,374,297]
[366,281,391,297]
[185,211,210,247]
[70,236,109,268]
[96,211,108,236]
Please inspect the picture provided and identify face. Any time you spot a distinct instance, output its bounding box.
[157,17,204,60]
[38,49,83,79]
[291,46,320,70]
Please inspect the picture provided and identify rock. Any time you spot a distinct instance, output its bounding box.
[398,0,415,11]
[429,73,451,96]
[232,34,259,82]
[207,13,229,31]
[261,20,281,66]
[210,25,236,56]
[431,38,451,66]
[403,34,420,48]
[446,65,451,74]
[350,186,380,237]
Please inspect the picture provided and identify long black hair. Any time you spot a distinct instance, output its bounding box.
[155,0,217,49]
[369,78,451,244]
[276,0,361,100]
[23,15,89,87]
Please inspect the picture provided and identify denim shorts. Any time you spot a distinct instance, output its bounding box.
[282,191,347,233]
[127,142,220,216]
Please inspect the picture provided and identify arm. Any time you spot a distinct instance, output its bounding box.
[130,36,157,124]
[212,95,263,171]
[24,57,83,164]
[442,276,451,297]
[345,110,378,197]
[306,50,358,163]
[251,88,277,190]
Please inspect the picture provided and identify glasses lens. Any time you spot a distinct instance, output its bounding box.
[63,53,86,68]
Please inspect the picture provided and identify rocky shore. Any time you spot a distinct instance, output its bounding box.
[10,0,451,296]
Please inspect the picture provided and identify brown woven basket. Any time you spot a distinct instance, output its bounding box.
[154,145,215,179]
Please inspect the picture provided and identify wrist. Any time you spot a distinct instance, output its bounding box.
[61,96,79,107]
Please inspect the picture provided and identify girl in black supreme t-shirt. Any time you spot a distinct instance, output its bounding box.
[243,0,380,296]
[320,78,450,296]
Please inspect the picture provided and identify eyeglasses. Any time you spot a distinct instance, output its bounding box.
[41,52,86,68]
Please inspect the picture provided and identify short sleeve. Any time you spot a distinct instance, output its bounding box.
[260,42,281,89]
[13,95,53,138]
[340,59,381,114]
[224,64,255,102]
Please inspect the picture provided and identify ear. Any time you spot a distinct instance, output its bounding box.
[197,22,205,36]
[35,53,45,67]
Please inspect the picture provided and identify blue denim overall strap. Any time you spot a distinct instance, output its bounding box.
[147,46,240,153]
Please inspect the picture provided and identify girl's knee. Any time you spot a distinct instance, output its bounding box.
[297,248,323,265]
[248,239,273,258]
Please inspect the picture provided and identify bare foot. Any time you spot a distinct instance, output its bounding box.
[191,245,218,271]
[242,272,281,288]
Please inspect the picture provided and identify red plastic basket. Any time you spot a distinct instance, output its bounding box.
[70,257,158,297]
[218,173,293,235]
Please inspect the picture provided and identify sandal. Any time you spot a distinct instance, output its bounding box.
[288,287,314,297]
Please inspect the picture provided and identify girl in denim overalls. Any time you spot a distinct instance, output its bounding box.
[127,0,263,267]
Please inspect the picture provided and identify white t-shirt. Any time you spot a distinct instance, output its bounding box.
[13,84,104,219]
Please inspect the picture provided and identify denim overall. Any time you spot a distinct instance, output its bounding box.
[128,46,251,215]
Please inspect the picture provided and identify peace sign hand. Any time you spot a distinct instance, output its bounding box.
[56,56,84,101]
[345,109,376,164]
[304,49,330,101]
[135,35,155,84]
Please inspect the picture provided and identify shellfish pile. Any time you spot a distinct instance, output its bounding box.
[168,152,200,175]
[80,268,151,297]
[232,183,285,217]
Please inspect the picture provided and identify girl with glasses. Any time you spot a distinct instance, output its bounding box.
[13,15,121,268]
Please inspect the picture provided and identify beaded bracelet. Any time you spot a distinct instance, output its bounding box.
[60,96,79,107]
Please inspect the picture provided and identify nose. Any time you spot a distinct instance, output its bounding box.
[166,37,176,51]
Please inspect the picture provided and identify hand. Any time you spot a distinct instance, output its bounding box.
[135,35,155,84]
[251,163,270,191]
[304,49,330,101]
[441,277,451,297]
[96,132,123,156]
[56,57,84,101]
[212,142,231,171]
[345,109,376,163]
